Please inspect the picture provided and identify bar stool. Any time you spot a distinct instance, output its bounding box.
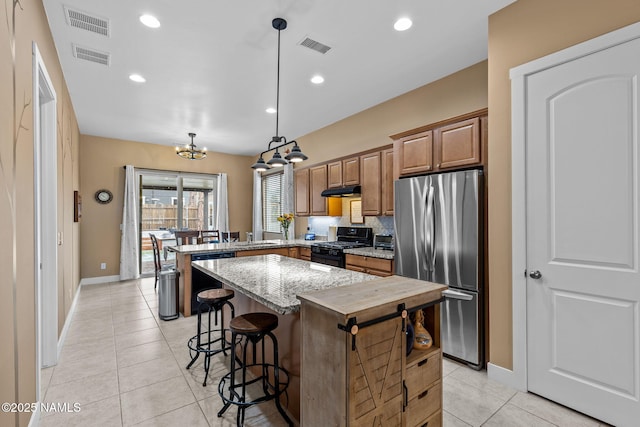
[186,289,235,386]
[217,312,293,427]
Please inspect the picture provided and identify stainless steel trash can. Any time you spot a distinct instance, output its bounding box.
[159,269,179,320]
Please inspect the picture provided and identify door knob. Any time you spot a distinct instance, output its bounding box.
[529,270,542,279]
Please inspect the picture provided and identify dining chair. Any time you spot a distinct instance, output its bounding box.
[221,231,240,242]
[200,229,220,243]
[175,230,200,245]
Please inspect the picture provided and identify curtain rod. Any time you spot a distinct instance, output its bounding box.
[122,165,222,176]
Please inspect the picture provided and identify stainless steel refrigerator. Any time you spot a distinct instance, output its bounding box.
[394,169,484,368]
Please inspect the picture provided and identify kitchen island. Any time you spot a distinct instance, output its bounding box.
[191,254,376,422]
[192,255,446,424]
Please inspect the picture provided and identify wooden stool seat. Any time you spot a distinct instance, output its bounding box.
[197,289,234,304]
[229,312,278,335]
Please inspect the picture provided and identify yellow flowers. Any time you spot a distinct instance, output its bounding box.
[277,213,294,229]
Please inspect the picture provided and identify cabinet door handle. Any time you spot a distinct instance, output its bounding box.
[403,382,408,410]
[418,358,429,367]
[418,389,429,400]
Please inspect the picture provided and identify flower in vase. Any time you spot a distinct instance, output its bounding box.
[277,213,294,239]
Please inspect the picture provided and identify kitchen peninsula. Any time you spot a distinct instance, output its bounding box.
[192,254,446,425]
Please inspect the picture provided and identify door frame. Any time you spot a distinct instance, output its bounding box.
[491,21,640,390]
[32,42,58,386]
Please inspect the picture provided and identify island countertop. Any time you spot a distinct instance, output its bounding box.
[191,254,376,314]
[167,239,313,255]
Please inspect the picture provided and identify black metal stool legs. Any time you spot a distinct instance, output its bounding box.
[186,296,234,386]
[217,326,293,427]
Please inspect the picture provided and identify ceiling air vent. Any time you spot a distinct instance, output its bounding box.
[299,37,332,54]
[73,44,110,66]
[64,6,109,37]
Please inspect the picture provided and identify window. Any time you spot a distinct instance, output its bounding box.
[262,172,283,233]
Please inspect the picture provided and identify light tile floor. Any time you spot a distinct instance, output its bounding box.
[40,278,609,426]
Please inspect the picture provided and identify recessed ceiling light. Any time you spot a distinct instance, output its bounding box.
[394,17,412,31]
[140,14,160,28]
[310,75,324,84]
[266,107,277,114]
[129,74,146,83]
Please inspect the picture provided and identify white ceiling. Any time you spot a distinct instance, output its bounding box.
[43,0,515,157]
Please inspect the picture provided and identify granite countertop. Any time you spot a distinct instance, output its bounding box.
[343,247,395,260]
[191,254,376,315]
[167,239,314,254]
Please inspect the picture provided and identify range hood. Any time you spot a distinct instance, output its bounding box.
[321,185,361,197]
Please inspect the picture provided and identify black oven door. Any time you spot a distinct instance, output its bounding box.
[311,251,344,268]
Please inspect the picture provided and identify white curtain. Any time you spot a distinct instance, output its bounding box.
[120,165,140,280]
[252,170,263,240]
[216,173,229,234]
[282,164,294,239]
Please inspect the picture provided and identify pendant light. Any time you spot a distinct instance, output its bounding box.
[176,132,207,160]
[251,18,308,171]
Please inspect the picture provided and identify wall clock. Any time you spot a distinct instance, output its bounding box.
[95,189,113,204]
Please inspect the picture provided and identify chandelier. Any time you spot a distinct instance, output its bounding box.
[176,132,206,160]
[251,18,308,172]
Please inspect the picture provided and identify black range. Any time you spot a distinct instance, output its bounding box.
[310,227,373,268]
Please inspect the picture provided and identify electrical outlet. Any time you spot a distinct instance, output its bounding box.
[100,262,106,270]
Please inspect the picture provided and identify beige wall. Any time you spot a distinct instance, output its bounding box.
[293,60,488,234]
[487,0,640,369]
[1,1,80,426]
[79,135,254,279]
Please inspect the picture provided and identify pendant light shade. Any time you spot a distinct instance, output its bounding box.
[251,18,308,170]
[284,143,308,162]
[250,156,270,172]
[267,150,288,167]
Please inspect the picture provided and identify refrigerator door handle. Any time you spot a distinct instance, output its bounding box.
[426,184,436,272]
[442,289,474,301]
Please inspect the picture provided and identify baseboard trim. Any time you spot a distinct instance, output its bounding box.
[56,284,81,360]
[79,275,121,285]
[487,362,527,391]
[27,405,40,427]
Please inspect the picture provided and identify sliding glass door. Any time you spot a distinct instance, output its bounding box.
[137,170,219,275]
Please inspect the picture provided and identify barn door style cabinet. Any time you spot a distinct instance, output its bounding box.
[299,277,446,426]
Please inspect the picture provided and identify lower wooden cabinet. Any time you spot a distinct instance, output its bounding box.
[288,247,299,259]
[406,349,442,427]
[299,247,311,261]
[345,254,394,277]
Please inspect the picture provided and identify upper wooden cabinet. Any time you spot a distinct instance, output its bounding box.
[294,168,310,216]
[392,110,487,178]
[394,130,434,176]
[327,156,360,188]
[360,151,381,216]
[435,117,480,170]
[310,165,328,216]
[381,148,394,216]
[308,165,342,216]
[327,161,343,188]
[342,157,360,186]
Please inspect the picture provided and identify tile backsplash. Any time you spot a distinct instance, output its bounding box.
[307,198,394,239]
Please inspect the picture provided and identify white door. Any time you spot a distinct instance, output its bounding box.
[525,36,640,426]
